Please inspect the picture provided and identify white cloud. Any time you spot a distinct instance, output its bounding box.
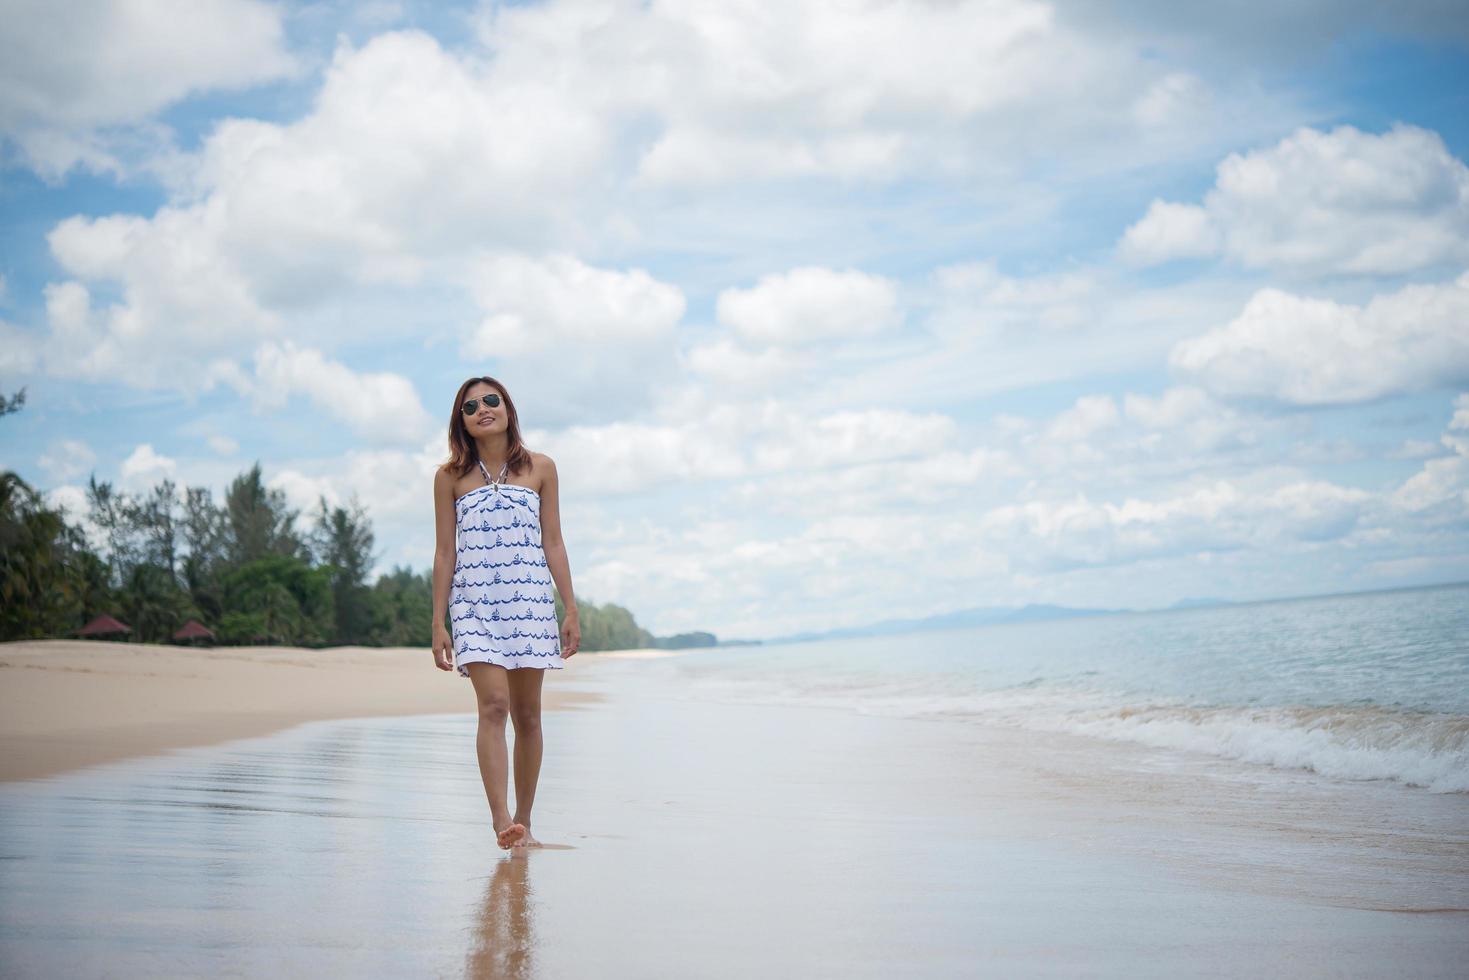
[752,408,956,472]
[206,434,239,456]
[531,420,746,494]
[267,469,343,515]
[0,0,296,178]
[21,3,1272,413]
[463,253,685,358]
[982,478,1372,571]
[1131,72,1211,128]
[727,445,1022,520]
[1120,124,1469,275]
[44,484,89,521]
[927,261,1098,337]
[477,0,1118,187]
[1122,386,1211,429]
[681,338,802,388]
[264,437,449,574]
[716,267,899,345]
[1046,394,1120,442]
[1119,200,1219,265]
[532,400,957,494]
[0,319,40,376]
[1393,393,1469,517]
[119,443,177,488]
[250,341,434,446]
[638,129,908,186]
[40,249,274,391]
[1171,273,1469,405]
[455,251,689,427]
[30,28,616,392]
[37,439,96,483]
[986,385,1266,484]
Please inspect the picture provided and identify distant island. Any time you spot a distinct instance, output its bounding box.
[1167,597,1232,610]
[752,598,1246,645]
[743,583,1464,646]
[758,602,1124,645]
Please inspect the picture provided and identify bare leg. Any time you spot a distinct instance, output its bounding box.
[508,666,546,846]
[467,662,525,849]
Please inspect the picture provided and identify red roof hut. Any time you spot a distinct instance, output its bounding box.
[78,614,131,639]
[172,620,216,646]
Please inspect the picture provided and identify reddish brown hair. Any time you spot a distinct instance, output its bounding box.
[445,376,533,479]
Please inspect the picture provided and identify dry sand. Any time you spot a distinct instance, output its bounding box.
[0,639,605,782]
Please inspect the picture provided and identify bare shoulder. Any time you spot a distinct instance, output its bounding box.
[528,452,557,491]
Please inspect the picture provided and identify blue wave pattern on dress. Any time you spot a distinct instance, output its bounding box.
[450,460,563,675]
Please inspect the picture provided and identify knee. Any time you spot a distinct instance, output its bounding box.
[478,696,510,725]
[511,708,541,735]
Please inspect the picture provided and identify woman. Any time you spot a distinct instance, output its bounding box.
[432,376,580,851]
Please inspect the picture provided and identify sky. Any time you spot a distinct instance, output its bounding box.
[2,0,1468,640]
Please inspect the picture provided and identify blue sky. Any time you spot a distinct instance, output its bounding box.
[2,0,1467,640]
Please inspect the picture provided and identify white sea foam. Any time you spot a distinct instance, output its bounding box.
[683,673,1469,794]
[1059,702,1469,794]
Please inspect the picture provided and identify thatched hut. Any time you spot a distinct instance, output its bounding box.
[78,615,131,640]
[172,620,216,647]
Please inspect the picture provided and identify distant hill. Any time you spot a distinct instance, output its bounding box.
[1167,597,1232,610]
[731,583,1468,647]
[650,630,718,650]
[761,602,1123,645]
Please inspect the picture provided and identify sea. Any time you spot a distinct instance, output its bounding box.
[655,582,1469,795]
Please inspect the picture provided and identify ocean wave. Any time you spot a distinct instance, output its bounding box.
[683,673,1469,794]
[1059,702,1469,794]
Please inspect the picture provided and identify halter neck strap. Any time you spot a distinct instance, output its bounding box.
[478,459,509,486]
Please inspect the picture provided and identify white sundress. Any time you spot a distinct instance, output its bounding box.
[450,459,564,675]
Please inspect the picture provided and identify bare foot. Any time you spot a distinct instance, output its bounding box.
[512,827,542,849]
[495,821,526,850]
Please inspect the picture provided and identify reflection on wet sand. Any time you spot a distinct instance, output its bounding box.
[466,855,535,980]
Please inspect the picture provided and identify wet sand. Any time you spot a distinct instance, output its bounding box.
[0,639,601,782]
[1,646,1466,977]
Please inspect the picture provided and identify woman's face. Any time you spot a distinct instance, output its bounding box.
[462,383,508,438]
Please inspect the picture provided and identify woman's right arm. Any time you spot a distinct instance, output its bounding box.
[431,467,456,671]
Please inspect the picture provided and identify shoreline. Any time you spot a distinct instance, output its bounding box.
[0,639,610,783]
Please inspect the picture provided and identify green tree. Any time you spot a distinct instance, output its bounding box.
[368,566,432,647]
[0,472,97,640]
[87,476,143,583]
[225,464,303,564]
[120,562,192,644]
[131,480,181,578]
[0,387,25,417]
[181,485,228,624]
[653,631,717,649]
[554,595,655,652]
[310,496,376,645]
[219,555,333,646]
[0,392,111,640]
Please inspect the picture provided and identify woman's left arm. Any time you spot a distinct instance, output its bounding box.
[538,455,580,658]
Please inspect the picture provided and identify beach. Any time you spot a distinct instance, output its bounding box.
[1,637,1466,977]
[0,639,601,783]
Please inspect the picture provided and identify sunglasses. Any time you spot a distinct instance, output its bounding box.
[461,393,502,415]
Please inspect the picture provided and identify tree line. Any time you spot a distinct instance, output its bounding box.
[1,388,713,652]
